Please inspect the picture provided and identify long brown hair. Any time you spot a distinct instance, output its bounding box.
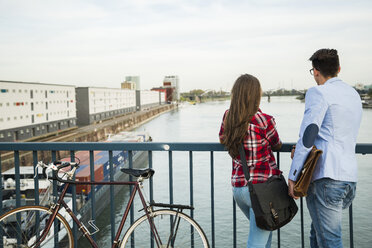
[221,74,262,158]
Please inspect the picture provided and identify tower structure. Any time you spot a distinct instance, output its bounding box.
[163,76,179,101]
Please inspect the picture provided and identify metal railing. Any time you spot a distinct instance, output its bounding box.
[0,142,371,248]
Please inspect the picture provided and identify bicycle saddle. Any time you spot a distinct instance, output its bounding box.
[120,168,155,179]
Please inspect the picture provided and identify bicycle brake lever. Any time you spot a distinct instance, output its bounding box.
[34,162,42,179]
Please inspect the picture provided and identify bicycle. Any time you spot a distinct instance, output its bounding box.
[0,160,210,248]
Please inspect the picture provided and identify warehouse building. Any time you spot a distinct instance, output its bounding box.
[76,87,137,126]
[0,80,77,142]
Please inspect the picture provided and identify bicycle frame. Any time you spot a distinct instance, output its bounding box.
[37,178,160,248]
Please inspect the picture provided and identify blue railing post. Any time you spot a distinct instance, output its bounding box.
[233,200,237,248]
[148,150,154,248]
[349,204,354,248]
[14,151,23,246]
[210,151,215,248]
[70,150,78,248]
[168,150,173,206]
[300,198,305,248]
[32,151,41,244]
[14,151,21,248]
[109,150,115,244]
[276,151,281,248]
[14,151,20,209]
[189,151,195,246]
[89,150,96,242]
[32,151,40,206]
[128,150,135,248]
[148,150,154,203]
[51,150,60,248]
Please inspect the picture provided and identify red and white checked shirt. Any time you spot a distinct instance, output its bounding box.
[219,109,282,187]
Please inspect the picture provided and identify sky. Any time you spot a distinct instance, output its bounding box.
[1,0,372,92]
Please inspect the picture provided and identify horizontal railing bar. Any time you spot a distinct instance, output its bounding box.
[355,143,372,154]
[0,142,371,154]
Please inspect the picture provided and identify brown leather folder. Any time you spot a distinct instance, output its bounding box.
[293,146,323,197]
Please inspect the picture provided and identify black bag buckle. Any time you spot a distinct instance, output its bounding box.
[270,202,279,223]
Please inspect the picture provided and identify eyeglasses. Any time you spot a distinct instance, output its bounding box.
[309,68,319,75]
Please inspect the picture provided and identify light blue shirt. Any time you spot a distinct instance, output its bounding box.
[289,77,362,182]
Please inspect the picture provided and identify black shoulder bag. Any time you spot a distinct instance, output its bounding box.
[239,144,298,231]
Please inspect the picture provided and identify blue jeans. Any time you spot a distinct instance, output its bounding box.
[232,186,272,248]
[306,178,356,248]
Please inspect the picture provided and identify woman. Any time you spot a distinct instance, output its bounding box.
[219,74,282,248]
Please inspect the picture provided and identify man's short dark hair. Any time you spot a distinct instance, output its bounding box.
[309,49,340,78]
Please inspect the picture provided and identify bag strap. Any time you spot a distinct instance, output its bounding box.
[239,143,250,181]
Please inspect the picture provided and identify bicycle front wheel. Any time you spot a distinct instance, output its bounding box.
[0,206,73,248]
[121,209,209,248]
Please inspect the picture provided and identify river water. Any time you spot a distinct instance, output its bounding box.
[88,96,372,247]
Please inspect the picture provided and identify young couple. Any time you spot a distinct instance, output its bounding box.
[219,48,363,248]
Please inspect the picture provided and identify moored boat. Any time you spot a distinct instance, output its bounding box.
[362,99,372,108]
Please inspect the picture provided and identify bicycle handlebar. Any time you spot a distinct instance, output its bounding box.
[54,161,79,170]
[37,161,80,183]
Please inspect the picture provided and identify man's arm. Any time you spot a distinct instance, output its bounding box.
[288,87,328,198]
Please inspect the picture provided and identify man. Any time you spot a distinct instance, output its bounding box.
[288,48,362,248]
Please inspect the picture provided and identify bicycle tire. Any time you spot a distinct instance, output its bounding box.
[0,205,74,248]
[120,209,209,248]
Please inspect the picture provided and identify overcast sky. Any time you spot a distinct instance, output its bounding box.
[1,0,372,92]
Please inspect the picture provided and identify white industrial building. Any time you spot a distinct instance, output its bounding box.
[0,81,77,142]
[76,87,137,125]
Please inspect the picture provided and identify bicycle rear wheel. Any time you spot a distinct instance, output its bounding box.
[0,206,73,248]
[120,209,209,248]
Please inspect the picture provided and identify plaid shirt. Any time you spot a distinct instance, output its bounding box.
[219,109,282,187]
